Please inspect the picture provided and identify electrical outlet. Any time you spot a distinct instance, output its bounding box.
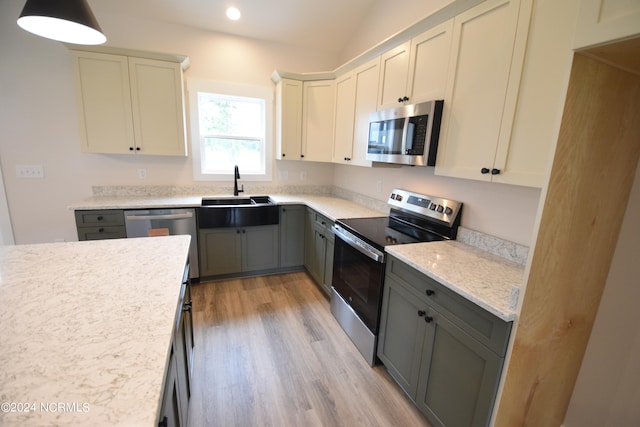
[16,165,44,179]
[279,171,289,181]
[138,168,147,179]
[376,180,383,193]
[300,171,307,181]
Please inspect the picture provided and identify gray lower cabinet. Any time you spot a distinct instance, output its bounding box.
[279,205,305,268]
[378,256,512,427]
[199,225,279,277]
[304,208,334,295]
[75,209,126,240]
[159,264,193,427]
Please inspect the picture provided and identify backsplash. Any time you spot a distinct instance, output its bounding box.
[456,227,529,265]
[91,184,528,265]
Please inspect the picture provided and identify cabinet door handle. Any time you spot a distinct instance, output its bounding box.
[183,302,192,312]
[158,415,168,427]
[397,97,404,103]
[491,168,501,175]
[403,96,409,102]
[426,289,435,296]
[96,216,103,221]
[481,167,490,174]
[424,316,433,323]
[417,310,426,317]
[98,228,104,233]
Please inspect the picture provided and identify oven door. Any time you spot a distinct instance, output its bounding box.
[332,225,386,334]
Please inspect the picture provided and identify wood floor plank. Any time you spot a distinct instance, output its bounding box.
[189,271,431,427]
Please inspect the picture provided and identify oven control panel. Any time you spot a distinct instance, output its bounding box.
[388,189,462,225]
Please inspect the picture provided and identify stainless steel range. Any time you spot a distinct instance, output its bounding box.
[330,189,463,365]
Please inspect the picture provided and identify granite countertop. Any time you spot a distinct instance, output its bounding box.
[386,241,524,321]
[0,236,191,426]
[69,193,523,321]
[69,194,385,221]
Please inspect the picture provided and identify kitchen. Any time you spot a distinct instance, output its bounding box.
[0,0,639,426]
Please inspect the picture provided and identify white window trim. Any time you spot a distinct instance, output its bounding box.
[187,78,273,181]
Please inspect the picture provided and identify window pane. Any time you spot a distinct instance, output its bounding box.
[201,136,264,174]
[198,93,264,138]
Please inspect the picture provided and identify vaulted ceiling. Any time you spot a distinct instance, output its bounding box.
[91,0,378,54]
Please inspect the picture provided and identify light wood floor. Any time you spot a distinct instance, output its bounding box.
[188,271,431,427]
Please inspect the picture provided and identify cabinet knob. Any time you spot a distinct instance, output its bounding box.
[481,167,490,174]
[129,147,134,151]
[398,97,404,103]
[136,147,141,151]
[403,96,409,102]
[97,216,103,221]
[417,310,426,317]
[98,228,104,233]
[426,289,435,296]
[158,416,168,427]
[300,154,305,158]
[424,316,433,323]
[491,168,501,175]
[183,302,192,312]
[282,153,286,157]
[344,157,351,161]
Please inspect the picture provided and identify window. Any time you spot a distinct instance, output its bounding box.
[188,79,273,181]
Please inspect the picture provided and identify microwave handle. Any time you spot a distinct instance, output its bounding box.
[405,121,415,151]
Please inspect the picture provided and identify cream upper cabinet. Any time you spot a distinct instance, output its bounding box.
[378,42,411,110]
[435,0,532,183]
[574,0,640,49]
[275,78,303,160]
[377,20,454,110]
[301,80,335,162]
[406,20,454,104]
[332,73,356,163]
[72,51,187,156]
[333,58,380,167]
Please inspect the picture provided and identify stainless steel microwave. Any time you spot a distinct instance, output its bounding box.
[366,100,444,166]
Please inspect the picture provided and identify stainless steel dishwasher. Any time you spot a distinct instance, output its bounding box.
[124,208,199,279]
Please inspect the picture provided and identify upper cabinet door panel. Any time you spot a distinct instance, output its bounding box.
[378,42,411,110]
[275,78,303,160]
[73,52,135,154]
[351,58,380,167]
[302,80,335,162]
[436,0,524,181]
[128,58,187,156]
[407,19,454,103]
[574,0,640,49]
[332,72,356,163]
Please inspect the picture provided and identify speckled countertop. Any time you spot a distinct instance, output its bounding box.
[69,193,524,321]
[0,236,191,426]
[387,241,524,321]
[68,194,386,222]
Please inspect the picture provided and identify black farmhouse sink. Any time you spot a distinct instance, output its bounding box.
[198,196,279,228]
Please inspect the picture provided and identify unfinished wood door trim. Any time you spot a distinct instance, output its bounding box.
[494,53,640,426]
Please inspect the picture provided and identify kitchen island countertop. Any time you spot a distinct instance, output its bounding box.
[0,235,191,426]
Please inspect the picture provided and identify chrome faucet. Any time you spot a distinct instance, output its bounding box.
[233,165,244,196]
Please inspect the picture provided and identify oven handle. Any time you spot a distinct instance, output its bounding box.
[332,225,385,263]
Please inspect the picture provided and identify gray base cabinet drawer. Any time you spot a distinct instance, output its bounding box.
[75,209,125,241]
[386,256,511,356]
[379,255,512,427]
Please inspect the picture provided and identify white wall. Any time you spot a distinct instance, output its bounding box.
[0,1,337,244]
[339,0,454,62]
[334,164,540,246]
[563,158,640,426]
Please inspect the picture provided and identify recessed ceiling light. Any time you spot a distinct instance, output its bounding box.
[226,7,241,21]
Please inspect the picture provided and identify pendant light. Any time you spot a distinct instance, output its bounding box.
[17,0,106,45]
